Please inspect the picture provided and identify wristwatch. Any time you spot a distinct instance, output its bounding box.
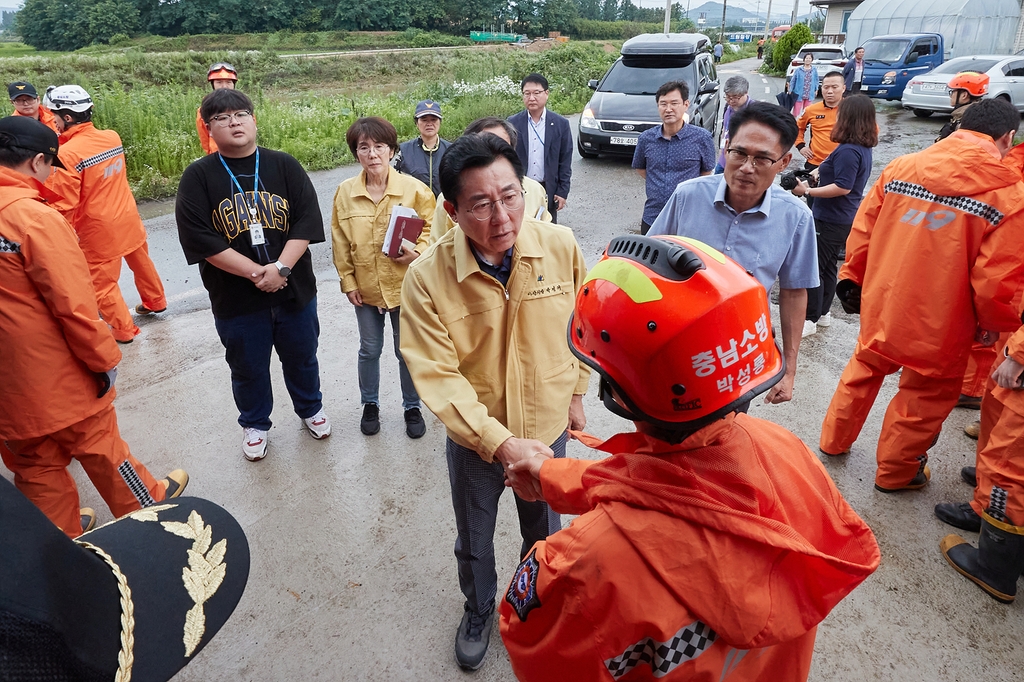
[274,261,292,278]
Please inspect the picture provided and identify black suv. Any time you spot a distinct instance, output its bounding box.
[578,33,721,158]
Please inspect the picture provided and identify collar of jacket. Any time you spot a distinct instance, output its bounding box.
[0,165,63,211]
[950,128,1003,160]
[453,217,545,284]
[354,167,405,201]
[571,413,737,456]
[60,121,94,142]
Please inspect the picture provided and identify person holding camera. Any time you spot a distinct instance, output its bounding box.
[794,71,845,209]
[788,95,877,338]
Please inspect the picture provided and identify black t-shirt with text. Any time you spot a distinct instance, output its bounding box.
[176,147,325,319]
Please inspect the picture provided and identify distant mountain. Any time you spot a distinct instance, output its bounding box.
[684,2,812,27]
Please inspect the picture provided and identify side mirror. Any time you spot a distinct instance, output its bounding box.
[699,81,719,95]
[906,52,918,64]
[588,79,599,90]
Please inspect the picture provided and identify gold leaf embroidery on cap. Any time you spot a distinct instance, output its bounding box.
[161,511,227,657]
[126,503,177,523]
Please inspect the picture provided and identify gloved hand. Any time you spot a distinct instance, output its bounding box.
[96,367,117,398]
[835,279,861,314]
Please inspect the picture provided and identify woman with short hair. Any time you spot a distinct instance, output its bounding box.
[331,117,435,438]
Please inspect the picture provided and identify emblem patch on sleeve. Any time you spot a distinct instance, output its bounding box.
[505,548,542,622]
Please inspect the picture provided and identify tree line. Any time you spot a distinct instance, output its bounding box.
[17,0,697,51]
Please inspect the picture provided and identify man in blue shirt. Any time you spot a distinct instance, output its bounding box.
[632,80,716,234]
[650,102,819,404]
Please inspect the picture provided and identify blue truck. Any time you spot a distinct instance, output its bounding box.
[858,33,944,101]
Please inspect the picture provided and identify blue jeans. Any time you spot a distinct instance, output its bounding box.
[353,304,420,410]
[214,297,324,431]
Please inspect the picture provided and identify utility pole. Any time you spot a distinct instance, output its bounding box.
[790,0,799,27]
[664,0,672,33]
[755,0,761,32]
[763,0,773,39]
[720,0,727,44]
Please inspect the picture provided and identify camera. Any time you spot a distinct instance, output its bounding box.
[779,169,816,191]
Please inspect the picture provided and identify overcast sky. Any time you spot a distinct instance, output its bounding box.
[636,0,810,17]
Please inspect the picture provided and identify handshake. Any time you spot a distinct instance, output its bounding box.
[495,437,554,502]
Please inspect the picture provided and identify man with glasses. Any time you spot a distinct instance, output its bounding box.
[176,88,331,462]
[8,81,58,133]
[650,101,818,405]
[715,76,751,174]
[400,133,589,671]
[632,80,715,235]
[508,73,573,223]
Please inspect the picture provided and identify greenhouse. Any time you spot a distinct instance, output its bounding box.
[844,0,1022,57]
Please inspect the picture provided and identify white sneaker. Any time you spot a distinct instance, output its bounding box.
[242,427,268,461]
[302,409,332,440]
[818,312,831,328]
[802,320,817,338]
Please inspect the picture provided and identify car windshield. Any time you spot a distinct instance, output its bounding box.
[861,39,910,63]
[800,49,843,61]
[598,60,695,96]
[931,58,1000,75]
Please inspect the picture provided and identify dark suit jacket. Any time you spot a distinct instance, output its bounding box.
[508,109,573,205]
[842,59,864,91]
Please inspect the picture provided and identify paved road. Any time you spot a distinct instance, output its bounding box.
[44,56,1024,681]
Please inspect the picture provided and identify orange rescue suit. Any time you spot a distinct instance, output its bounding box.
[500,414,880,682]
[13,104,59,135]
[794,101,838,166]
[196,106,217,155]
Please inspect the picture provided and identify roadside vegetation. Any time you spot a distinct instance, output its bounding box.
[0,43,618,198]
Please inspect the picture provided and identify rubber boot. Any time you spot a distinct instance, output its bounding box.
[940,512,1024,603]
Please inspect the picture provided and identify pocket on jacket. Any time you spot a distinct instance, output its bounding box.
[528,356,578,433]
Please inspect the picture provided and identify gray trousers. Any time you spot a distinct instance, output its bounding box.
[445,431,566,616]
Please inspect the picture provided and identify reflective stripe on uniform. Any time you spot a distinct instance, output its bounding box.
[884,180,1005,226]
[74,146,124,174]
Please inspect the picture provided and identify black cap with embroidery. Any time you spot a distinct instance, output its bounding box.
[0,116,66,168]
[8,81,38,100]
[0,477,250,682]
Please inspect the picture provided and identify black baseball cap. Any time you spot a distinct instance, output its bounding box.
[0,116,66,168]
[8,81,38,99]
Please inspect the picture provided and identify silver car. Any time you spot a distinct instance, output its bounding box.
[785,43,847,87]
[901,55,1024,117]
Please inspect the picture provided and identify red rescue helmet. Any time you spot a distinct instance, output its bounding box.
[948,71,989,98]
[569,235,784,430]
[207,62,238,83]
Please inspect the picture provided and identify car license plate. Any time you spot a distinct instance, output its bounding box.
[921,83,945,91]
[610,136,638,146]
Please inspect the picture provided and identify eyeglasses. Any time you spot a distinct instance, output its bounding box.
[467,190,525,221]
[725,148,784,169]
[522,89,547,99]
[356,143,391,157]
[209,110,253,126]
[724,94,746,103]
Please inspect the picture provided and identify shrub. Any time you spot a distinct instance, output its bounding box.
[772,23,814,73]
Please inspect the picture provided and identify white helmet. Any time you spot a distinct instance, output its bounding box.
[47,85,93,113]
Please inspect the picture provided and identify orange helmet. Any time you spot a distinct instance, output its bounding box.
[948,71,989,98]
[207,62,238,83]
[569,235,784,430]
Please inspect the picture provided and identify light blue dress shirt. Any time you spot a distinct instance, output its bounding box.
[648,175,819,291]
[526,109,546,184]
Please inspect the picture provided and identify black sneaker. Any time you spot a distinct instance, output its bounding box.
[962,466,978,486]
[935,501,982,532]
[454,604,493,671]
[360,403,380,436]
[404,408,426,439]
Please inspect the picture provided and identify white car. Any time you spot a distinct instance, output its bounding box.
[901,54,1024,116]
[785,43,847,87]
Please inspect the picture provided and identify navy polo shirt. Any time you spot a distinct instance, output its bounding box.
[632,123,717,224]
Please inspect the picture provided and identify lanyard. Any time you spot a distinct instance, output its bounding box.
[218,148,260,222]
[529,116,545,148]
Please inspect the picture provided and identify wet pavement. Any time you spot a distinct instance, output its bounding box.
[11,57,1024,680]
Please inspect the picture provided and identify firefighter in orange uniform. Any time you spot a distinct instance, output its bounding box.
[820,99,1024,491]
[499,234,879,681]
[933,323,1024,603]
[197,63,238,155]
[45,85,167,343]
[0,116,187,539]
[8,81,58,134]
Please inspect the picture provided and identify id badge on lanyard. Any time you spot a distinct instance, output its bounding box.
[248,208,265,246]
[218,150,266,248]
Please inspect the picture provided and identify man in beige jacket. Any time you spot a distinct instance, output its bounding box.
[401,133,589,671]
